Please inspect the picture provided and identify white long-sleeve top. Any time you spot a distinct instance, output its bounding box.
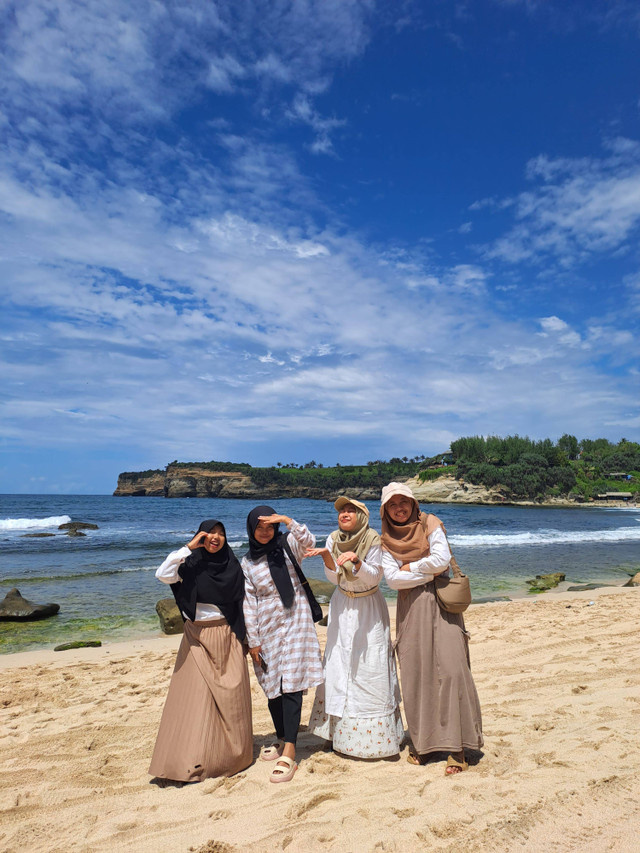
[155,545,223,621]
[381,526,451,590]
[241,520,324,700]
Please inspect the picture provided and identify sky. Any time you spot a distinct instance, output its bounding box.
[1,0,640,494]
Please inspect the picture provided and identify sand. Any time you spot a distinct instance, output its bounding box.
[1,585,639,853]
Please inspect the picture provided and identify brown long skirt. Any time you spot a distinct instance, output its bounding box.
[395,583,483,756]
[149,618,253,782]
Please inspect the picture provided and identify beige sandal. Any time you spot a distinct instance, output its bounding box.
[445,754,469,775]
[269,756,297,783]
[260,741,284,762]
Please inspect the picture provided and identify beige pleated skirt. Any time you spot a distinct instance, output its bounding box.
[395,583,483,757]
[149,618,253,782]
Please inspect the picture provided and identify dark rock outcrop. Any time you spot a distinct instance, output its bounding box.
[0,588,60,621]
[22,532,55,538]
[156,598,184,635]
[58,522,99,530]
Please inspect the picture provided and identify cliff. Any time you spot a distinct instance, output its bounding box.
[114,465,380,500]
[113,470,167,497]
[113,467,580,504]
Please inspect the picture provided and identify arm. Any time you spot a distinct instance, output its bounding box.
[155,529,212,584]
[286,518,316,561]
[241,558,261,652]
[155,546,191,584]
[382,528,451,589]
[355,543,384,583]
[408,527,451,576]
[305,533,339,584]
[382,549,424,590]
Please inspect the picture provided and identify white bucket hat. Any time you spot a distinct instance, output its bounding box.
[379,481,416,509]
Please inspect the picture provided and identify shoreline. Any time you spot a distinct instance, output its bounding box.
[1,583,635,668]
[2,577,637,658]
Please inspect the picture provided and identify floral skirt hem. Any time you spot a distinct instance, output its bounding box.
[308,705,404,758]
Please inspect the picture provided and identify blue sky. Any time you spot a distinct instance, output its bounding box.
[1,0,639,494]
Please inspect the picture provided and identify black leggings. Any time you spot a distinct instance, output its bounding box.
[267,690,303,745]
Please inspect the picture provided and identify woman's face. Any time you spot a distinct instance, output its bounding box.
[338,504,359,532]
[253,519,276,544]
[203,523,226,553]
[386,495,415,524]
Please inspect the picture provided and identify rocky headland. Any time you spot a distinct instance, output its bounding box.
[114,464,381,500]
[114,465,636,507]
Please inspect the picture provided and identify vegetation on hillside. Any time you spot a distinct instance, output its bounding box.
[443,435,640,500]
[167,458,426,491]
[123,437,640,502]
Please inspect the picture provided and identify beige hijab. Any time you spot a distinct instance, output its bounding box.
[379,483,443,563]
[331,497,380,582]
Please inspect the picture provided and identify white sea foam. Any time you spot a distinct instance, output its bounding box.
[450,523,640,549]
[0,514,72,531]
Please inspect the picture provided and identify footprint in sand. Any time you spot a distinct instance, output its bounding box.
[305,752,347,776]
[208,810,230,821]
[191,841,236,853]
[286,792,339,820]
[392,808,416,819]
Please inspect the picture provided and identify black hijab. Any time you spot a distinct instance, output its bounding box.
[246,505,294,608]
[171,519,246,641]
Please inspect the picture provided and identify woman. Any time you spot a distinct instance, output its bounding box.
[242,506,323,783]
[149,519,252,783]
[307,497,403,758]
[380,483,483,775]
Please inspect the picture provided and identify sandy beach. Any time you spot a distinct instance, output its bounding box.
[2,585,639,853]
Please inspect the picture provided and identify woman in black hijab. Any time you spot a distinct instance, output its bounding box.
[242,506,323,783]
[149,520,253,783]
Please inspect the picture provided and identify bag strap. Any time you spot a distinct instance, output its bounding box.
[438,522,464,579]
[282,537,307,585]
[448,553,464,579]
[281,537,322,619]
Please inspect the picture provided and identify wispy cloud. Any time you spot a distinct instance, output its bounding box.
[485,140,640,266]
[286,93,346,155]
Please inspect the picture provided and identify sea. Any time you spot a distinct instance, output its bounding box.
[1,494,639,654]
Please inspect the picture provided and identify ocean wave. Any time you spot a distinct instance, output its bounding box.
[450,524,640,549]
[0,514,72,531]
[0,565,159,585]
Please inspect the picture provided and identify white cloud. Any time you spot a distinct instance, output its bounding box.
[286,93,346,155]
[487,142,640,266]
[538,316,582,346]
[206,54,246,93]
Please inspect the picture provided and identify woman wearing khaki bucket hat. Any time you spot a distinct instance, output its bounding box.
[380,483,483,774]
[306,496,403,758]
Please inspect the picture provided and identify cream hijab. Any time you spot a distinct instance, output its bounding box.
[330,497,380,582]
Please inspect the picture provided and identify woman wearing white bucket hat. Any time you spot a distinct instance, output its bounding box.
[380,483,483,774]
[306,496,403,758]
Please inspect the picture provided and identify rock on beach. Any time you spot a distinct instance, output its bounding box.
[0,588,60,621]
[155,598,184,635]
